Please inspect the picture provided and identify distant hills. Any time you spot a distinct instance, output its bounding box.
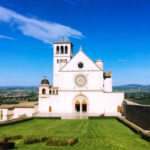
[0,84,150,92]
[113,84,150,92]
[0,86,38,89]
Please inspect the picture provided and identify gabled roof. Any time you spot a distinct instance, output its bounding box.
[60,47,102,72]
[95,59,103,62]
[53,41,73,45]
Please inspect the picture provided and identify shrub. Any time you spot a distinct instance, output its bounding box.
[24,136,50,144]
[46,138,78,146]
[0,135,22,142]
[116,117,141,134]
[6,135,23,140]
[68,138,78,146]
[34,117,61,119]
[0,138,6,143]
[140,132,150,142]
[39,136,50,142]
[0,135,8,142]
[24,136,39,144]
[116,117,150,142]
[0,141,15,149]
[88,116,116,119]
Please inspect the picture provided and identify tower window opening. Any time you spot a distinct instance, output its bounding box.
[56,46,59,54]
[49,90,51,94]
[53,90,55,95]
[65,46,68,54]
[71,48,73,54]
[57,59,59,63]
[42,88,46,94]
[56,90,58,94]
[61,46,64,54]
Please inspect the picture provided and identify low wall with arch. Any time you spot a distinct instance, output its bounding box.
[122,103,150,130]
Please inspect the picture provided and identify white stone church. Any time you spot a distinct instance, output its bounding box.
[38,41,124,118]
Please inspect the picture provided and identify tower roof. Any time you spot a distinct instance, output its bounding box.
[53,41,73,45]
[41,76,49,85]
[95,59,103,62]
[79,46,82,51]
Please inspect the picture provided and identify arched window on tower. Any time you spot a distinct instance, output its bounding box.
[53,90,55,95]
[65,46,68,54]
[42,88,46,94]
[49,90,51,94]
[56,90,58,95]
[61,46,64,54]
[56,46,59,54]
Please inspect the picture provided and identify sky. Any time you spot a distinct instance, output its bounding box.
[0,0,150,86]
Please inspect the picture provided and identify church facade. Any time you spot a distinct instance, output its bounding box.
[38,41,124,117]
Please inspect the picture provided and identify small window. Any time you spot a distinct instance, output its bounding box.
[61,46,64,54]
[56,90,58,94]
[56,46,59,54]
[49,90,51,94]
[42,88,46,94]
[65,46,68,54]
[53,90,55,95]
[57,59,59,63]
[78,62,84,68]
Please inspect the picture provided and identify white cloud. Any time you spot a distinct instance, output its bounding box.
[0,35,14,40]
[0,6,84,43]
[118,59,128,63]
[63,0,88,6]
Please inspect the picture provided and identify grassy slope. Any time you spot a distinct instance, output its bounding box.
[0,119,150,150]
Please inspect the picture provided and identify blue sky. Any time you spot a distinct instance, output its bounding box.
[0,0,150,86]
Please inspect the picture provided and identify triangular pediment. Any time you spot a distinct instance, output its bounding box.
[60,50,101,72]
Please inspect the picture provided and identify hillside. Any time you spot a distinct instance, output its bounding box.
[113,84,150,105]
[113,84,150,92]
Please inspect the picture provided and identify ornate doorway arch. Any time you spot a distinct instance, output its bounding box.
[73,94,89,113]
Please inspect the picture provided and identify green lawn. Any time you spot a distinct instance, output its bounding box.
[0,118,150,150]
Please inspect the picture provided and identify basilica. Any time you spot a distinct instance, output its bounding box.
[38,41,124,118]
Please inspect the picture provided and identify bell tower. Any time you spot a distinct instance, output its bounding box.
[53,40,73,87]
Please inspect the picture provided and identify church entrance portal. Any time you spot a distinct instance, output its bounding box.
[75,104,80,112]
[82,104,87,112]
[75,100,80,112]
[74,95,88,113]
[82,100,87,112]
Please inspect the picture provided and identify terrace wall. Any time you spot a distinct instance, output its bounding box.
[122,103,150,130]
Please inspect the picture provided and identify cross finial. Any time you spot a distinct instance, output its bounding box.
[62,36,64,41]
[79,46,82,51]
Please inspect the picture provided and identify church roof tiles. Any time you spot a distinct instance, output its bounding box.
[53,41,72,44]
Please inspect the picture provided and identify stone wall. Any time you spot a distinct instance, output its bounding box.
[122,103,150,130]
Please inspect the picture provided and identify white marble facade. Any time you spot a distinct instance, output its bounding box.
[38,41,124,116]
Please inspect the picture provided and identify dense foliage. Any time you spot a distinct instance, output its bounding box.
[0,87,38,105]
